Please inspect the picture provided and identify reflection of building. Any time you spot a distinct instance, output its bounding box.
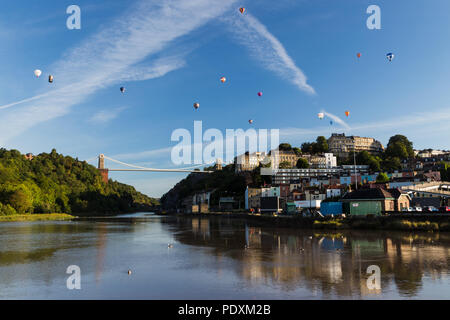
[245,187,262,210]
[328,133,384,158]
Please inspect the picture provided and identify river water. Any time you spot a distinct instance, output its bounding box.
[0,212,449,299]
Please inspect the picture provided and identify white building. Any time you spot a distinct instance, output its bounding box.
[325,153,337,168]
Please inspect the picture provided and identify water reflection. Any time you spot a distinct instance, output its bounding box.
[0,215,449,299]
[165,216,450,298]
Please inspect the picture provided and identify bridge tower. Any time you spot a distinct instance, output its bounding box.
[98,154,109,183]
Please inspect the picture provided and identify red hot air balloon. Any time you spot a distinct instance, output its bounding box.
[345,110,350,117]
[220,77,226,83]
[257,92,262,97]
[357,53,361,58]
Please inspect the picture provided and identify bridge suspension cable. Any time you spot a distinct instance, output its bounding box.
[100,155,214,173]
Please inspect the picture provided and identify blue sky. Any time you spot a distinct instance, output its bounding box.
[1,0,450,197]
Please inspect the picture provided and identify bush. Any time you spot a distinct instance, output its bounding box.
[0,203,17,216]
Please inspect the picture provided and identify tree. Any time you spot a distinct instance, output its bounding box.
[296,158,310,169]
[279,161,292,169]
[301,142,313,154]
[385,135,414,160]
[314,136,329,153]
[279,143,292,151]
[292,147,302,156]
[376,173,390,183]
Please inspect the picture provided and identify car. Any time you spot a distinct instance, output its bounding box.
[414,207,422,212]
[439,206,450,212]
[424,206,439,212]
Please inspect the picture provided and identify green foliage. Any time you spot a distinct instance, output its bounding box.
[440,162,450,181]
[0,148,158,216]
[278,143,292,151]
[315,136,329,153]
[301,136,328,154]
[385,135,414,160]
[292,147,302,156]
[376,172,390,183]
[296,158,310,169]
[279,161,292,169]
[161,164,247,209]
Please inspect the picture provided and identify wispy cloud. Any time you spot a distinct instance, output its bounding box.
[226,12,315,95]
[89,106,128,124]
[0,0,238,144]
[323,110,350,129]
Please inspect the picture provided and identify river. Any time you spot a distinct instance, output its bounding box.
[0,212,449,299]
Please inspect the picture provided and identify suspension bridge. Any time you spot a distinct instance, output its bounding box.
[90,154,215,183]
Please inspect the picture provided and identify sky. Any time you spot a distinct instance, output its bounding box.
[1,0,450,197]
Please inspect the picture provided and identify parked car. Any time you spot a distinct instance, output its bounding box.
[439,206,450,212]
[414,207,422,212]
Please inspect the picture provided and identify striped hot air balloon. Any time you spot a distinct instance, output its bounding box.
[239,7,245,14]
[220,77,226,83]
[386,52,395,62]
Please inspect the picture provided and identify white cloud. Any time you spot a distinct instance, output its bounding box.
[323,110,350,129]
[89,106,128,124]
[226,12,315,94]
[0,0,239,144]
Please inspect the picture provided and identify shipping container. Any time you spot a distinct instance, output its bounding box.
[320,202,343,216]
[285,202,297,215]
[342,201,381,216]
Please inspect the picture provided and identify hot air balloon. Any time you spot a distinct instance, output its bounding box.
[248,119,253,124]
[220,77,226,83]
[34,69,42,78]
[357,53,361,58]
[330,120,333,125]
[345,110,350,117]
[386,52,394,62]
[193,103,200,110]
[239,7,245,14]
[120,87,125,93]
[257,92,262,97]
[48,75,54,83]
[318,112,324,119]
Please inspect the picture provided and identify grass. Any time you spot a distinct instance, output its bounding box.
[313,220,348,229]
[0,213,75,222]
[387,220,440,231]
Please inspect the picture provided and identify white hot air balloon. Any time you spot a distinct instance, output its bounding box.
[34,69,42,78]
[318,112,324,120]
